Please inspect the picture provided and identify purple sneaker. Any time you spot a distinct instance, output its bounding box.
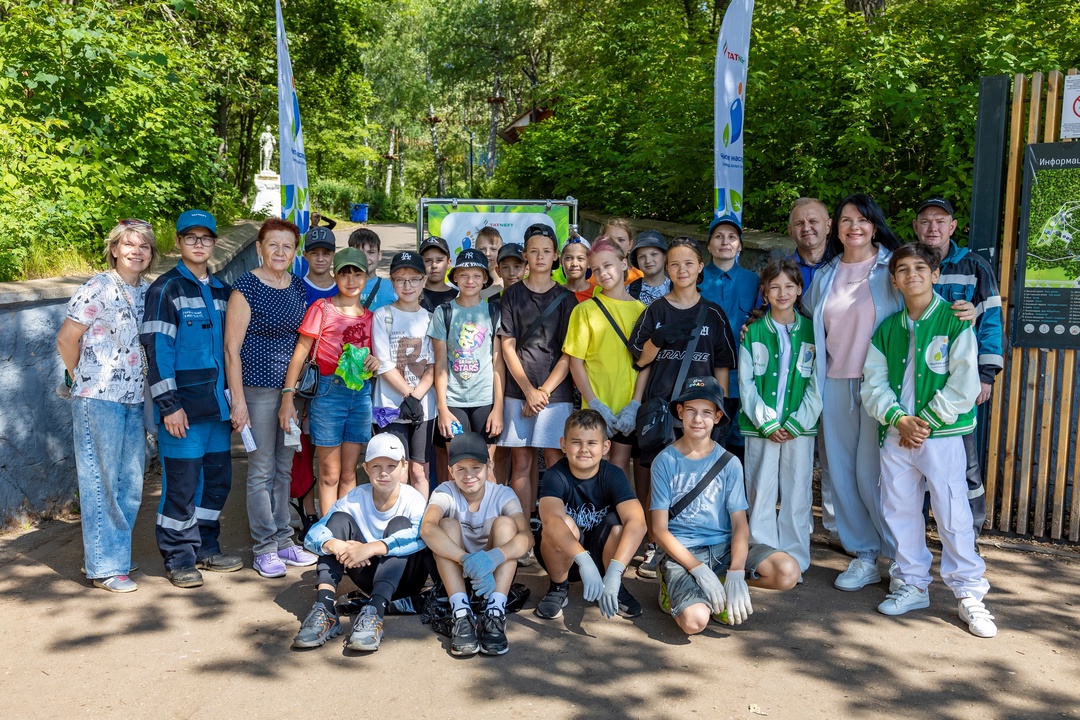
[254,551,287,578]
[278,545,318,567]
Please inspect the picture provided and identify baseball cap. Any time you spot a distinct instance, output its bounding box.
[670,375,727,418]
[562,236,591,252]
[390,250,426,276]
[176,209,217,237]
[629,230,668,269]
[497,243,524,264]
[523,223,557,245]
[304,226,336,253]
[366,433,406,462]
[448,431,490,466]
[450,248,492,287]
[708,213,742,238]
[333,247,368,273]
[915,197,955,216]
[419,235,451,257]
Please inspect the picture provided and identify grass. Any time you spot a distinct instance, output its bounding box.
[20,241,97,280]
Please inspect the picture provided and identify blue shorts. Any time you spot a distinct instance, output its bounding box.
[308,374,373,447]
[659,541,779,617]
[498,398,572,449]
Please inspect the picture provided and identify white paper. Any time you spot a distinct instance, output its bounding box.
[224,390,257,453]
[1062,75,1080,140]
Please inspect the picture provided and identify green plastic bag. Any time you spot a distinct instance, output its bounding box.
[335,344,373,391]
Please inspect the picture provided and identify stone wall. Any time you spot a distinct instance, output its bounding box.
[579,210,795,273]
[0,221,260,529]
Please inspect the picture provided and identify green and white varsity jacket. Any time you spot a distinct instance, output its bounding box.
[861,293,979,445]
[737,313,822,438]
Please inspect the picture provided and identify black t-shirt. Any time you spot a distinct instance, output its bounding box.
[539,459,637,532]
[422,287,459,312]
[628,296,737,403]
[496,280,577,402]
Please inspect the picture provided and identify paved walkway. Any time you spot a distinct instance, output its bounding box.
[3,227,1078,719]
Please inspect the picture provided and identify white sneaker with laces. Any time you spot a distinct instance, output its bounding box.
[834,557,881,591]
[958,598,997,638]
[877,583,929,616]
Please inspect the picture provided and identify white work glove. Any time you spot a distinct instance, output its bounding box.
[689,563,727,615]
[588,400,618,438]
[614,400,640,435]
[599,559,625,618]
[574,551,604,603]
[724,569,753,625]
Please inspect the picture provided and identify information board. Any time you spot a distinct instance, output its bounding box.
[418,198,578,258]
[1012,142,1080,349]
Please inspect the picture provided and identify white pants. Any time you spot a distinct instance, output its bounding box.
[879,434,989,600]
[744,434,815,572]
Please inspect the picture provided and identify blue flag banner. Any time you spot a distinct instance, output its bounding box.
[276,0,310,262]
[714,0,754,225]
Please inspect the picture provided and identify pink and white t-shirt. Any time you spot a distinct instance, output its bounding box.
[823,255,877,378]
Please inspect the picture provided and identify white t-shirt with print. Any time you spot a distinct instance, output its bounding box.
[372,305,436,420]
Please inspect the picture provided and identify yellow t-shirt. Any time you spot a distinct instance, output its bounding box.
[563,293,645,411]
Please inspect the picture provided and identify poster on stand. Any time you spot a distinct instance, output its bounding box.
[1012,142,1080,349]
[422,200,576,258]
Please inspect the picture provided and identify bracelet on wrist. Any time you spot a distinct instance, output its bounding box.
[281,387,296,395]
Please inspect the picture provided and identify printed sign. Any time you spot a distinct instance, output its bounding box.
[424,202,574,258]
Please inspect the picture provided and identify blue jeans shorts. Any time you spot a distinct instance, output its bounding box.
[309,374,373,447]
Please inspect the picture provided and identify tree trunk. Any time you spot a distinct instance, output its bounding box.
[845,0,885,21]
[384,126,395,196]
[486,70,501,178]
[429,104,445,195]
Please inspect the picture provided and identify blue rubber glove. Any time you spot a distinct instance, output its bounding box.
[472,571,497,600]
[724,570,753,625]
[689,563,727,615]
[462,548,505,581]
[573,551,604,603]
[599,559,626,618]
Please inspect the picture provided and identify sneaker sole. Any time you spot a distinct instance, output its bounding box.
[196,563,243,573]
[833,574,881,592]
[93,579,138,593]
[877,598,929,616]
[636,565,658,579]
[292,625,343,649]
[344,635,382,652]
[617,604,643,619]
[255,567,288,579]
[479,642,508,656]
[450,643,480,656]
[168,576,203,589]
[280,558,318,567]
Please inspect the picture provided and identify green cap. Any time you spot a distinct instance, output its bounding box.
[333,247,368,273]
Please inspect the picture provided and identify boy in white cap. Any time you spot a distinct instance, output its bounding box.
[421,432,532,656]
[293,433,431,652]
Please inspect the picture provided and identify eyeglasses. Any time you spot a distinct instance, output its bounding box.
[181,234,217,247]
[120,218,151,227]
[391,277,424,288]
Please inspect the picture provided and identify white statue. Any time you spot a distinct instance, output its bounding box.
[259,126,275,173]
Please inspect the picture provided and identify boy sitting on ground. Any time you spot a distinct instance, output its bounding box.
[651,376,800,635]
[293,433,431,652]
[420,432,532,656]
[534,409,648,620]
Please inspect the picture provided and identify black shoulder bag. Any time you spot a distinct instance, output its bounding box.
[668,450,734,520]
[635,303,708,454]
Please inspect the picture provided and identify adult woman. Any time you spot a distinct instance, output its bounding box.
[224,218,318,579]
[57,219,158,592]
[806,194,902,591]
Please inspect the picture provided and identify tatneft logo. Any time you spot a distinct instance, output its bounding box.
[722,42,746,65]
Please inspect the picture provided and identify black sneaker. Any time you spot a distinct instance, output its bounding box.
[293,603,343,648]
[335,589,370,616]
[450,609,479,656]
[478,608,509,656]
[166,566,203,588]
[617,584,643,618]
[534,581,570,619]
[196,552,243,573]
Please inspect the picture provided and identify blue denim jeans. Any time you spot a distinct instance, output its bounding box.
[71,397,145,579]
[308,374,373,447]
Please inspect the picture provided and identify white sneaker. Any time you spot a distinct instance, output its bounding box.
[958,598,997,638]
[888,561,903,593]
[637,545,659,579]
[877,583,929,616]
[834,558,881,591]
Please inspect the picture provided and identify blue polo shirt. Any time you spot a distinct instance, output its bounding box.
[787,250,828,294]
[700,260,759,399]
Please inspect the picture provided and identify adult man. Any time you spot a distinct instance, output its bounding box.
[912,197,1004,537]
[786,198,831,291]
[142,209,242,588]
[785,197,839,547]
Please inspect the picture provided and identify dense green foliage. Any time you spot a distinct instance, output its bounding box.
[2,0,1078,281]
[493,0,1080,238]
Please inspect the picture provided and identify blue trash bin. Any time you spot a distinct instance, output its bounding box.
[349,203,369,223]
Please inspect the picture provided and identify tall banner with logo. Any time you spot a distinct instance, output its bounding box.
[714,0,754,224]
[276,0,310,254]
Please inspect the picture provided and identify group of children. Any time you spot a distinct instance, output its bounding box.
[279,213,994,655]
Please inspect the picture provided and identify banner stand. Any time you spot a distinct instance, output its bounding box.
[417,197,579,257]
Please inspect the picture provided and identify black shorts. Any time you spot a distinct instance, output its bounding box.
[382,420,434,463]
[433,404,500,447]
[534,509,621,581]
